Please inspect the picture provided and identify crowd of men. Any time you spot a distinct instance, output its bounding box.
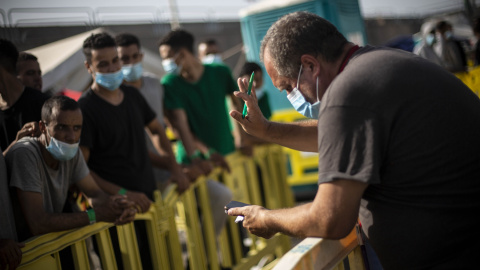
[414,20,469,72]
[2,11,480,270]
[0,29,264,269]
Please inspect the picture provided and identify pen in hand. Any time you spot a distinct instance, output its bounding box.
[242,71,255,119]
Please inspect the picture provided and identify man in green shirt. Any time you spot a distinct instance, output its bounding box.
[159,29,240,236]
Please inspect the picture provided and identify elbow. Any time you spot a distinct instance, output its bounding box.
[307,213,356,240]
[307,222,353,240]
[27,218,53,236]
[29,223,50,236]
[324,225,353,240]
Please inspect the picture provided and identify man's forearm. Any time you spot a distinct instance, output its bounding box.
[263,120,318,152]
[263,203,323,238]
[149,151,172,170]
[29,212,91,236]
[90,171,122,195]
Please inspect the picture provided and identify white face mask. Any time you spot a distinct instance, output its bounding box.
[162,53,182,75]
[95,70,124,91]
[286,65,321,119]
[45,128,79,161]
[202,54,223,64]
[425,33,436,46]
[445,31,453,40]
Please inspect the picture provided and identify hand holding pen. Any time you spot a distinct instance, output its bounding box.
[242,71,255,119]
[230,72,270,139]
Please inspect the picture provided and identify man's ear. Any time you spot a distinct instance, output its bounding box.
[300,54,321,77]
[39,120,47,134]
[84,61,92,74]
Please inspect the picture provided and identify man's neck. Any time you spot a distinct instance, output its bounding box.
[91,83,124,106]
[335,43,357,74]
[123,78,142,90]
[0,78,25,111]
[181,57,204,83]
[316,43,356,100]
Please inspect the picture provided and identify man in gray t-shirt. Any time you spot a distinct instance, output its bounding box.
[5,96,136,241]
[227,12,480,269]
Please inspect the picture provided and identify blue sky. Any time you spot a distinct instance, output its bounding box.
[0,0,477,27]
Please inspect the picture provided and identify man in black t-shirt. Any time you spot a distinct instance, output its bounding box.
[79,33,188,210]
[228,12,480,269]
[0,39,49,154]
[79,33,190,269]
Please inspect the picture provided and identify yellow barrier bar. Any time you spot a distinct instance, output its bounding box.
[178,183,209,270]
[455,67,480,97]
[94,228,118,270]
[18,222,113,269]
[159,186,185,270]
[272,229,363,270]
[116,222,142,270]
[71,240,90,269]
[196,176,220,270]
[220,154,248,264]
[135,205,168,270]
[15,145,322,270]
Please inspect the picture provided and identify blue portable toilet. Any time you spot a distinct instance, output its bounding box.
[239,0,367,112]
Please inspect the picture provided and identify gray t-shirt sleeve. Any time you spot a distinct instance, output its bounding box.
[7,146,44,193]
[317,106,382,185]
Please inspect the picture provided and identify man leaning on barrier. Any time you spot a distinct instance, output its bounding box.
[5,96,137,242]
[227,11,480,269]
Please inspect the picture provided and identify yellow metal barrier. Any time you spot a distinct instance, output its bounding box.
[455,66,480,97]
[18,189,182,270]
[18,222,114,270]
[270,109,319,188]
[15,145,307,270]
[273,228,365,270]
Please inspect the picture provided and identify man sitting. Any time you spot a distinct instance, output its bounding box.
[5,96,136,241]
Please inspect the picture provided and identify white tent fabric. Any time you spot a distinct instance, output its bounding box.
[27,28,165,94]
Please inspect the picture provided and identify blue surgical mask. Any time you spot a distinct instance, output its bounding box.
[122,62,143,82]
[445,31,453,40]
[45,128,79,161]
[202,54,223,64]
[95,70,124,91]
[162,57,182,75]
[425,33,435,46]
[287,65,321,119]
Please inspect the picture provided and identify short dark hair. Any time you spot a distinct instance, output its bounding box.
[240,62,263,77]
[18,52,38,62]
[201,38,218,46]
[82,33,116,63]
[41,96,80,124]
[260,11,348,78]
[0,38,19,75]
[436,21,451,33]
[17,52,39,73]
[158,29,194,54]
[115,33,141,49]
